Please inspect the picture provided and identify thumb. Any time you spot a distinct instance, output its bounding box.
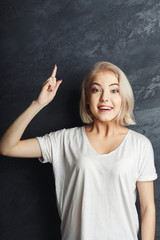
[54,79,63,92]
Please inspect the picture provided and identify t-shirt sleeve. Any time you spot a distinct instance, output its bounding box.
[137,138,158,182]
[36,128,65,164]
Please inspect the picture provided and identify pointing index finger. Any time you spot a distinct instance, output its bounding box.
[51,64,57,78]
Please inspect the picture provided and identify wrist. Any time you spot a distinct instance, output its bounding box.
[31,100,45,110]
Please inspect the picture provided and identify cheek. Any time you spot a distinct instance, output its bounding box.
[113,96,122,107]
[89,95,98,104]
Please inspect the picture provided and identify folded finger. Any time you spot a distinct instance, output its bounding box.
[46,82,54,91]
[47,86,55,92]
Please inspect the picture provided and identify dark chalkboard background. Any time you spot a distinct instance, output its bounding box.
[0,0,159,239]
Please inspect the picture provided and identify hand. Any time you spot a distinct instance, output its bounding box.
[36,65,62,107]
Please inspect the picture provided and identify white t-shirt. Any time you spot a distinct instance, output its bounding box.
[36,126,158,240]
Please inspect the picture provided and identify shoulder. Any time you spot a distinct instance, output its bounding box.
[49,125,83,138]
[129,129,152,148]
[63,125,83,135]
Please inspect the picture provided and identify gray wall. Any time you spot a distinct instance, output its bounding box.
[0,0,159,239]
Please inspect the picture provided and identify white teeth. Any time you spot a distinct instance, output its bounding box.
[99,107,112,110]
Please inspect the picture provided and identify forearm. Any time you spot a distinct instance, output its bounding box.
[0,100,44,154]
[0,65,61,156]
[141,206,156,240]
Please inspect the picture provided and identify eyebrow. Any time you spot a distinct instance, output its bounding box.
[91,82,119,87]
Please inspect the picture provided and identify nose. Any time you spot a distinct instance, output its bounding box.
[100,90,109,102]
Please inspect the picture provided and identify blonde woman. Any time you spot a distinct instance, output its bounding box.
[0,62,158,240]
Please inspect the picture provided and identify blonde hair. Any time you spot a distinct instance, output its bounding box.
[79,61,136,126]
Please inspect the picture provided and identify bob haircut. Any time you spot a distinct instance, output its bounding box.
[79,61,136,126]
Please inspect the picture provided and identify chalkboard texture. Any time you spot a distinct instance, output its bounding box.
[0,0,159,239]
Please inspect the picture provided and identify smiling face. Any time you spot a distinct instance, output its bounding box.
[87,70,122,124]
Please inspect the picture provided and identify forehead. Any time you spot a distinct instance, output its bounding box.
[92,71,118,85]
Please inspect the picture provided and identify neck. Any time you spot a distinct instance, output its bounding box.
[89,119,126,138]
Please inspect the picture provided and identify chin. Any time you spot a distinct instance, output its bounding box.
[94,116,114,123]
[93,113,119,123]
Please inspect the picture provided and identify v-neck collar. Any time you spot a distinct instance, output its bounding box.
[82,125,131,157]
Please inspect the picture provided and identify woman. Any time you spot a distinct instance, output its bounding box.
[0,62,158,240]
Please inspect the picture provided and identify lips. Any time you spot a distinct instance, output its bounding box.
[98,105,113,110]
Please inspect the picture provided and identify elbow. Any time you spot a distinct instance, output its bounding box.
[0,147,7,156]
[0,141,9,156]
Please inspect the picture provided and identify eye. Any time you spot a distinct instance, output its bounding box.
[111,89,119,93]
[91,88,102,93]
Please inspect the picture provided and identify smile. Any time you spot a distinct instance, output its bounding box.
[98,106,113,112]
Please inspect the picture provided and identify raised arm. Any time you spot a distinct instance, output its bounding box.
[0,65,62,158]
